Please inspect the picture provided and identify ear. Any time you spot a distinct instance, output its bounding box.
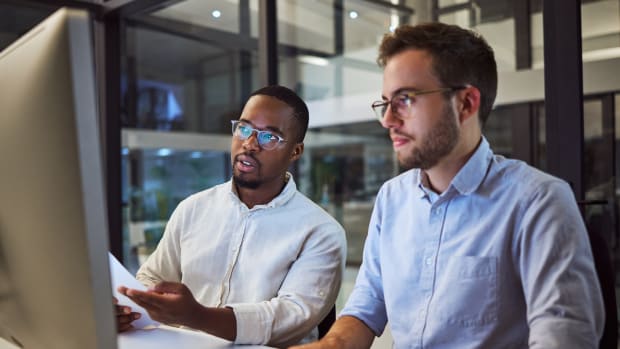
[456,86,481,125]
[291,143,304,161]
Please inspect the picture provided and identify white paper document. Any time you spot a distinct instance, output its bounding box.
[108,252,160,329]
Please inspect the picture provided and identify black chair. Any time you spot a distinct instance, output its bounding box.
[586,220,618,348]
[318,305,336,339]
[580,200,618,349]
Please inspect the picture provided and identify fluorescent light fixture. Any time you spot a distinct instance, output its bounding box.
[212,10,221,18]
[298,55,329,67]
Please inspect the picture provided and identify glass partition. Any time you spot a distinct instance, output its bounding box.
[437,0,517,72]
[298,123,395,264]
[121,0,258,266]
[276,0,411,266]
[123,24,259,134]
[122,146,231,272]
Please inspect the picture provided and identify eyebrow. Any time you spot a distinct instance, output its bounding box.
[238,118,284,135]
[381,86,420,100]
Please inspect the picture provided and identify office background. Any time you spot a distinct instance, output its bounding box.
[1,0,619,347]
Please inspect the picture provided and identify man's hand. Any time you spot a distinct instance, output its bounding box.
[288,316,374,349]
[113,297,141,332]
[118,282,203,328]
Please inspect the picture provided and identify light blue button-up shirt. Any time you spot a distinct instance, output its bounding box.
[341,138,604,348]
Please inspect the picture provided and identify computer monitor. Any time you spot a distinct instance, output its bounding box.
[0,7,116,349]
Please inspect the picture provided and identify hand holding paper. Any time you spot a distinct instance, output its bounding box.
[108,252,160,329]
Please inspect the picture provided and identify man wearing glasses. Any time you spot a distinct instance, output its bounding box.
[116,85,346,348]
[293,23,603,349]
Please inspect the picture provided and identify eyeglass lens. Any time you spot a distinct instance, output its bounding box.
[232,122,281,150]
[373,94,412,119]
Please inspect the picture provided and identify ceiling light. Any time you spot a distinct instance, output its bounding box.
[212,10,221,18]
[349,11,358,19]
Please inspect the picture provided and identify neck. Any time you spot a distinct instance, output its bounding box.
[425,134,482,194]
[234,175,287,209]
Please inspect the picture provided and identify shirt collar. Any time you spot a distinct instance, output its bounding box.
[414,136,492,198]
[415,170,432,199]
[450,136,493,195]
[228,172,297,210]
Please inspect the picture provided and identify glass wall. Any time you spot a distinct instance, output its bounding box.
[580,2,620,332]
[120,0,260,269]
[276,0,410,265]
[437,0,518,72]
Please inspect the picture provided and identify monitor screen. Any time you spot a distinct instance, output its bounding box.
[0,7,116,349]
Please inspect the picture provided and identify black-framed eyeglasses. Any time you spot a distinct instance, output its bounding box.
[231,120,287,150]
[371,86,466,121]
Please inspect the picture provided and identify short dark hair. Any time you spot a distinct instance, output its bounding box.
[378,23,497,126]
[250,85,309,143]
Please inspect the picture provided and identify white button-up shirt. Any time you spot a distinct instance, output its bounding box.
[137,175,346,347]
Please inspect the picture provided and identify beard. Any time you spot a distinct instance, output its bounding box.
[232,153,262,189]
[233,174,261,189]
[397,102,460,170]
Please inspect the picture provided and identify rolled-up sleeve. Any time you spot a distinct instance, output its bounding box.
[228,226,346,347]
[518,180,604,348]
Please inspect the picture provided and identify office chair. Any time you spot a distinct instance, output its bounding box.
[580,200,618,349]
[318,306,336,339]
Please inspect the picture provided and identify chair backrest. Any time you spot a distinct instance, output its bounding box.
[318,305,336,339]
[580,201,618,349]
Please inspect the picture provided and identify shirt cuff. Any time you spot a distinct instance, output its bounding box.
[228,303,273,344]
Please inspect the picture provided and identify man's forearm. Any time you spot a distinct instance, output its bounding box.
[187,306,237,342]
[290,315,375,349]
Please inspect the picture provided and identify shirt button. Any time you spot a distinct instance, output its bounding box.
[425,257,433,265]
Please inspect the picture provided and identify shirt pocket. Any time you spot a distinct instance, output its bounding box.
[434,256,498,328]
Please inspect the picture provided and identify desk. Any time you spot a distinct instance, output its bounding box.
[0,326,272,349]
[119,325,273,349]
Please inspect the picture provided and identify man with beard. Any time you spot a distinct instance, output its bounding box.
[116,85,346,348]
[292,23,603,349]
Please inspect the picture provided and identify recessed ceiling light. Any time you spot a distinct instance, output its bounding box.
[212,10,222,18]
[349,11,358,19]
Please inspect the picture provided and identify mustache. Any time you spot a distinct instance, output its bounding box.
[390,130,411,139]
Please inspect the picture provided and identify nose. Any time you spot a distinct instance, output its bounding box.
[380,103,402,130]
[242,131,261,152]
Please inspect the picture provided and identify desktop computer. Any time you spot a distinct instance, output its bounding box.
[0,7,116,349]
